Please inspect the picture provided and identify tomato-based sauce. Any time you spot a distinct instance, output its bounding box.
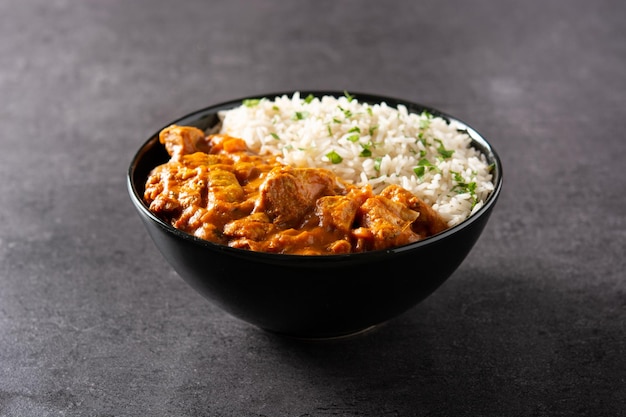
[144,125,449,255]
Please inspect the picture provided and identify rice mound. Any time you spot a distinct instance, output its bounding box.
[217,92,494,227]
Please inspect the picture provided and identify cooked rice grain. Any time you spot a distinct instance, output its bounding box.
[217,92,494,227]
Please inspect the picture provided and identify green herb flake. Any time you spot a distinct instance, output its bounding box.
[270,133,280,140]
[418,158,434,168]
[419,111,432,129]
[414,158,438,178]
[438,147,455,159]
[348,126,361,134]
[346,134,360,142]
[304,94,315,104]
[413,166,425,179]
[435,139,455,159]
[338,106,352,118]
[451,171,478,206]
[293,111,309,120]
[374,157,382,172]
[326,150,343,164]
[343,91,354,102]
[243,98,261,107]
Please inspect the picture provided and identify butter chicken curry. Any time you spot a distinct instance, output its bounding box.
[144,125,449,255]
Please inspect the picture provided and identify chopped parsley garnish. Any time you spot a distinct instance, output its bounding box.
[418,158,436,169]
[293,111,309,120]
[304,94,315,104]
[343,91,354,102]
[451,171,478,207]
[243,98,261,107]
[374,157,382,172]
[326,150,343,164]
[338,106,352,118]
[417,133,432,147]
[435,139,454,159]
[419,111,432,129]
[270,133,280,140]
[359,143,372,157]
[369,125,378,136]
[438,147,455,159]
[413,158,437,180]
[413,166,426,179]
[346,126,360,142]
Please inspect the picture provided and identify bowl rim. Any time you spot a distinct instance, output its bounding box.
[127,90,503,261]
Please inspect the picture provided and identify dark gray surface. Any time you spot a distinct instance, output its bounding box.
[1,0,624,416]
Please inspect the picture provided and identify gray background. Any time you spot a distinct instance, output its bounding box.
[1,0,624,416]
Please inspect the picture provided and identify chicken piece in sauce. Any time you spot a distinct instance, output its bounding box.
[144,125,449,255]
[253,166,342,228]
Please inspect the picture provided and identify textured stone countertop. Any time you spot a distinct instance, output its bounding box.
[1,1,624,416]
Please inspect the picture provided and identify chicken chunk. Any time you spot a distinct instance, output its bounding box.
[253,166,340,228]
[223,213,275,241]
[159,125,210,159]
[356,194,421,251]
[379,184,448,236]
[315,195,359,233]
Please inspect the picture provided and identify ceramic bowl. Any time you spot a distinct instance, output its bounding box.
[127,91,503,339]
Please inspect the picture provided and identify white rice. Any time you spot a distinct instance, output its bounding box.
[217,92,494,227]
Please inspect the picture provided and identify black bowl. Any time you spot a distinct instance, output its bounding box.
[127,91,503,339]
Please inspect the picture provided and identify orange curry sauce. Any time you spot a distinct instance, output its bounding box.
[144,125,448,255]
